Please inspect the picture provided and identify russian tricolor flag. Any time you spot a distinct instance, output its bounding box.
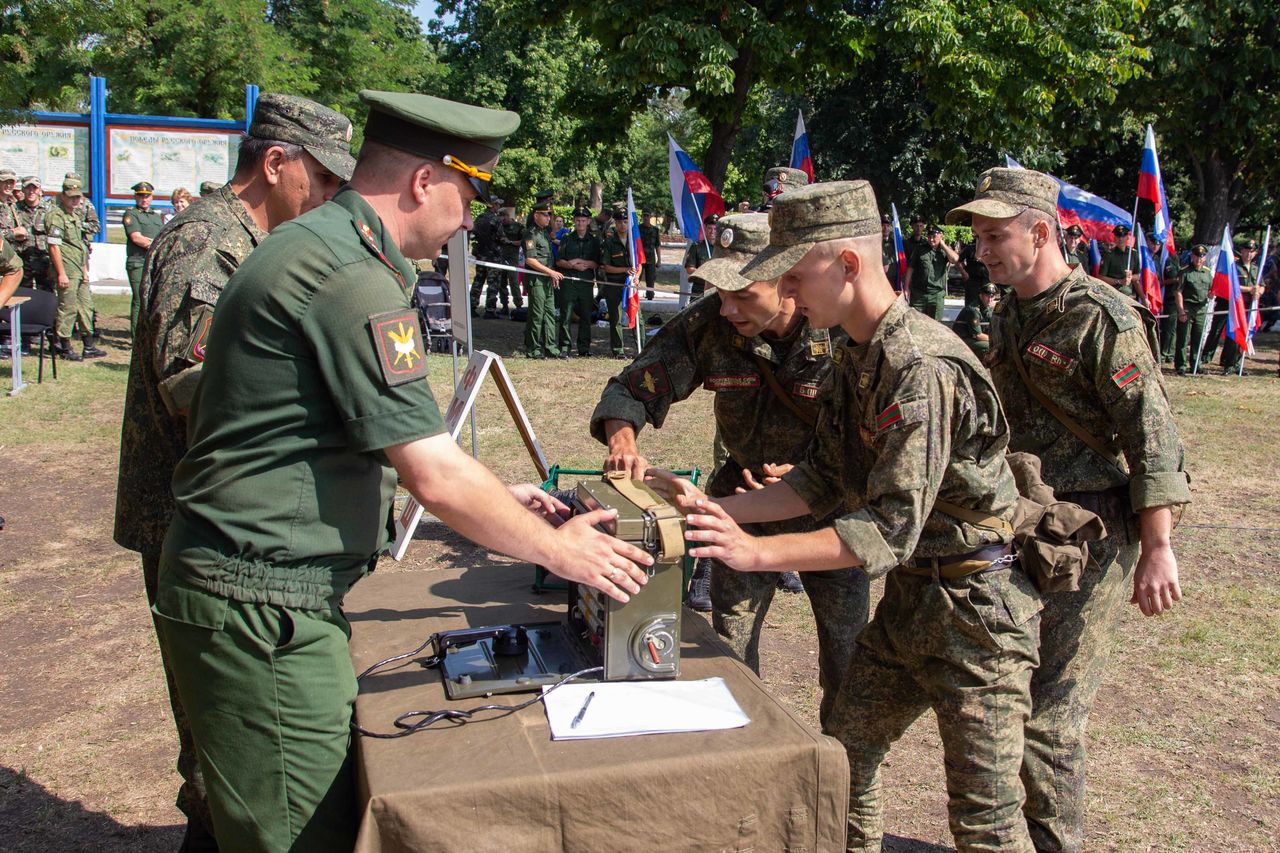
[1212,226,1249,351]
[1005,155,1131,242]
[623,188,645,329]
[790,111,814,184]
[891,203,907,292]
[1089,239,1103,277]
[667,134,724,246]
[1138,125,1176,257]
[1135,224,1163,314]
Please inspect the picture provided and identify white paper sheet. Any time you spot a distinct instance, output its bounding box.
[543,678,750,740]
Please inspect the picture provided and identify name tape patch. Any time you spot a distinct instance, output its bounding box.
[1026,342,1075,371]
[704,373,761,391]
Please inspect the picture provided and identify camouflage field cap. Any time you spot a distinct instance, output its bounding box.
[249,93,356,182]
[945,167,1058,224]
[763,166,809,194]
[64,171,82,182]
[0,169,15,182]
[199,180,220,196]
[61,179,83,197]
[740,181,881,282]
[691,213,770,292]
[21,176,39,188]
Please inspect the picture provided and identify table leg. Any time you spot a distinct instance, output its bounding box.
[8,304,25,396]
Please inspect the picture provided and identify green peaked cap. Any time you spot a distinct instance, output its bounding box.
[359,90,521,174]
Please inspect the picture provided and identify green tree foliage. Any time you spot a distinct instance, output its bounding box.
[0,0,104,114]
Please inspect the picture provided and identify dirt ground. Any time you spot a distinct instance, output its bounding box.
[1,296,1278,852]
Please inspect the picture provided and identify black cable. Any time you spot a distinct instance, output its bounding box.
[352,633,603,738]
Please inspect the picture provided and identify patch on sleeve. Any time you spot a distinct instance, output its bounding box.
[627,361,670,401]
[369,310,429,387]
[792,380,821,400]
[875,397,927,434]
[1111,362,1141,389]
[183,305,214,363]
[122,213,132,227]
[703,373,761,391]
[1025,341,1075,371]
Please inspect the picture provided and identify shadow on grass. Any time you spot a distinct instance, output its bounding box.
[0,766,181,852]
[884,835,955,852]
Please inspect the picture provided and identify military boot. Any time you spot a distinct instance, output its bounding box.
[58,337,83,361]
[777,571,805,594]
[687,558,712,612]
[82,336,107,359]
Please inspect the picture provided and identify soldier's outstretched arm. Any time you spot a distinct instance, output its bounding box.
[685,499,862,573]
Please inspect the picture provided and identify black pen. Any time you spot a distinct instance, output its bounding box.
[570,691,596,729]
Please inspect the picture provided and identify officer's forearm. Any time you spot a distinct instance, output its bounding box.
[525,259,555,276]
[605,419,641,454]
[128,232,149,249]
[716,482,810,524]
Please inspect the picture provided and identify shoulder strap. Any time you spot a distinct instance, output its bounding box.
[603,472,686,562]
[932,498,1014,536]
[751,353,817,427]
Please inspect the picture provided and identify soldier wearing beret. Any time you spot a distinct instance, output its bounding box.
[598,203,639,357]
[952,282,999,355]
[151,91,653,850]
[639,208,661,300]
[949,167,1189,852]
[905,223,958,319]
[44,180,104,360]
[683,213,718,300]
[521,197,561,357]
[555,205,601,356]
[1174,244,1212,375]
[1097,223,1140,300]
[593,212,867,725]
[756,166,809,212]
[1200,239,1259,373]
[114,93,355,850]
[656,180,1041,853]
[123,180,166,335]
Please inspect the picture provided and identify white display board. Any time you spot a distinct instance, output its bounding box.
[108,127,238,197]
[0,124,89,187]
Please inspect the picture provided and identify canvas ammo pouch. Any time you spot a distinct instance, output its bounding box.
[1004,452,1107,593]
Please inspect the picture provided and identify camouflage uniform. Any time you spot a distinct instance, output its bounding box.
[1201,256,1256,372]
[591,288,867,725]
[599,225,633,356]
[14,196,50,290]
[467,206,502,313]
[1,234,22,279]
[43,195,92,341]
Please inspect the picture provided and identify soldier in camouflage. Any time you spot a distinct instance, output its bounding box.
[0,169,22,244]
[468,196,504,317]
[113,92,354,853]
[658,181,1043,853]
[44,179,104,360]
[948,167,1190,853]
[592,212,869,726]
[14,178,50,291]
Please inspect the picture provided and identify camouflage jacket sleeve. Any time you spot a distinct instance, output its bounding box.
[0,237,21,278]
[81,201,100,240]
[785,358,958,577]
[589,297,720,443]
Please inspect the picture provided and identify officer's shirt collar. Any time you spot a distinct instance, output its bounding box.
[332,185,416,291]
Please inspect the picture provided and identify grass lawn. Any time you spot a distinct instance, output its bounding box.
[1,295,1277,851]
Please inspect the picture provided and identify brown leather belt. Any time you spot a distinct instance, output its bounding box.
[904,543,1015,580]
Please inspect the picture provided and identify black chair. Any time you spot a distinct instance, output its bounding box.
[0,287,59,382]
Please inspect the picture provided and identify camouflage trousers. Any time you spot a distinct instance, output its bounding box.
[827,564,1041,853]
[142,553,218,849]
[1021,500,1140,853]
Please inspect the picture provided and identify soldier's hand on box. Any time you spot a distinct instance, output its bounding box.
[605,446,650,479]
[644,468,707,509]
[685,500,760,572]
[554,508,653,603]
[1130,541,1182,616]
[508,483,570,527]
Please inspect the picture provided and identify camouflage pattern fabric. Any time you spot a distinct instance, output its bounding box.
[591,293,868,724]
[0,196,20,242]
[44,204,91,338]
[779,298,1040,852]
[0,235,21,277]
[468,209,502,308]
[14,200,49,289]
[986,265,1189,853]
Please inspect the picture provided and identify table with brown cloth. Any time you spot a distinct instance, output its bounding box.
[347,562,849,852]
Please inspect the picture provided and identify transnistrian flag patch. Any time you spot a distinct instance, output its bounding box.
[370,310,428,387]
[876,402,903,431]
[1111,363,1141,389]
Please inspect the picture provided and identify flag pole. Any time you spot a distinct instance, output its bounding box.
[1239,224,1270,375]
[1124,197,1140,281]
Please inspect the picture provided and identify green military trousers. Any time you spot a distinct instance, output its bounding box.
[909,291,946,321]
[1174,304,1207,374]
[602,276,627,356]
[127,258,145,337]
[827,564,1041,853]
[1020,501,1140,853]
[524,278,557,357]
[156,582,358,853]
[558,280,595,356]
[55,266,93,339]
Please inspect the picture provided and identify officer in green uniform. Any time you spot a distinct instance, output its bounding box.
[14,177,49,291]
[123,180,166,335]
[45,180,105,360]
[949,167,1189,853]
[1063,224,1088,269]
[639,208,660,299]
[904,213,928,265]
[1098,223,1140,300]
[555,206,600,357]
[600,204,638,357]
[682,213,717,301]
[1174,244,1211,375]
[952,281,998,355]
[115,92,354,852]
[154,91,653,853]
[663,181,1041,853]
[1201,239,1259,373]
[1144,230,1181,362]
[521,197,560,357]
[593,212,868,726]
[905,224,957,319]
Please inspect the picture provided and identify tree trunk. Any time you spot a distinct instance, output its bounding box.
[702,47,756,192]
[1190,148,1245,246]
[588,182,603,211]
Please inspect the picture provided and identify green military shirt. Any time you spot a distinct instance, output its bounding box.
[160,186,445,611]
[0,197,19,242]
[558,229,601,272]
[639,222,660,261]
[15,200,46,252]
[1175,267,1211,309]
[601,230,631,283]
[524,224,553,269]
[952,303,993,354]
[988,266,1191,509]
[904,234,930,266]
[1064,241,1089,270]
[883,235,899,285]
[782,298,1019,576]
[115,184,269,555]
[123,205,165,264]
[0,235,22,277]
[682,240,710,271]
[591,292,842,500]
[43,206,87,272]
[1099,245,1140,299]
[910,244,950,296]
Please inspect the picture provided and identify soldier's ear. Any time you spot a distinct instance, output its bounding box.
[410,161,434,205]
[260,145,291,186]
[839,246,862,281]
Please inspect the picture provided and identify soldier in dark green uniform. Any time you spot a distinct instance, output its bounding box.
[1201,239,1259,373]
[950,167,1189,853]
[593,213,868,725]
[468,196,502,316]
[639,208,660,300]
[114,93,354,852]
[600,204,638,357]
[1175,244,1211,375]
[905,224,958,319]
[496,207,523,313]
[952,281,998,355]
[682,213,717,301]
[124,180,166,336]
[521,197,561,358]
[153,91,653,852]
[1063,224,1088,269]
[1144,230,1181,363]
[880,213,899,289]
[1098,223,1140,300]
[663,181,1041,853]
[555,206,600,357]
[45,179,104,360]
[14,177,49,291]
[904,213,928,266]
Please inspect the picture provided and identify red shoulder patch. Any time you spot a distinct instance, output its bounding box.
[627,361,670,401]
[369,310,429,387]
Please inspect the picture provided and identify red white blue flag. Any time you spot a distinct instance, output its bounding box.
[1135,224,1164,314]
[790,111,814,183]
[1005,155,1131,241]
[891,203,907,292]
[667,133,724,247]
[1138,125,1176,257]
[1212,226,1249,350]
[1248,226,1270,343]
[1089,239,1103,277]
[623,188,645,329]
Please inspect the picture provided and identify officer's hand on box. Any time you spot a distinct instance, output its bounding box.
[603,419,651,479]
[508,483,571,527]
